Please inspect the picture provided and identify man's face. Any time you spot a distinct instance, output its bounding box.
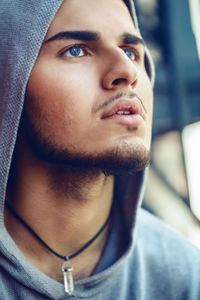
[23,0,153,174]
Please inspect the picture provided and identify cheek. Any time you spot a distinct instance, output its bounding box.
[137,73,154,145]
[30,62,94,100]
[139,74,154,121]
[25,63,99,142]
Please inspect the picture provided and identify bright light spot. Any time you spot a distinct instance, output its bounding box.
[182,122,200,220]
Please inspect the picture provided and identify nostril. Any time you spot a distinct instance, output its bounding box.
[112,78,126,85]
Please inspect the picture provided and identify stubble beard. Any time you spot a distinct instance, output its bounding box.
[19,108,151,177]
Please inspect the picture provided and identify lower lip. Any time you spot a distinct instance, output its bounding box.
[103,114,144,127]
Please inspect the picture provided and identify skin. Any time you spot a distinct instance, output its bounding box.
[5,0,153,283]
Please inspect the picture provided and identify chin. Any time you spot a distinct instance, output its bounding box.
[98,142,151,176]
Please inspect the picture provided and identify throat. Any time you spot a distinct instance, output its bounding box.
[46,164,110,201]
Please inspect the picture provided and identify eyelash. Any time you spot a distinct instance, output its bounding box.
[59,44,140,62]
[59,44,89,58]
[122,47,140,61]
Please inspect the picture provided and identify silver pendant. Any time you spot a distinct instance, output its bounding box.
[62,259,74,295]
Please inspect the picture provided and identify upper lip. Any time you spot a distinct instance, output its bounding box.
[101,98,145,119]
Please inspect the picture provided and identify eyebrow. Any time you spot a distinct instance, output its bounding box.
[122,33,144,46]
[45,31,100,43]
[45,30,145,46]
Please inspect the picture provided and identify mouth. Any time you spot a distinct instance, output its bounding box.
[101,99,145,127]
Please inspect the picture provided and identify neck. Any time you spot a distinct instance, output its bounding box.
[5,140,114,281]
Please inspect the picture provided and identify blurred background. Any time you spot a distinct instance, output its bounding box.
[134,0,200,247]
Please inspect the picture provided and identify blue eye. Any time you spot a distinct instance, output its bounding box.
[124,48,136,60]
[63,45,85,57]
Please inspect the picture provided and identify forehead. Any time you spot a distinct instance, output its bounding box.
[45,0,140,40]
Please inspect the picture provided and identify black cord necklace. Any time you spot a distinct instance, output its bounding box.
[5,200,113,295]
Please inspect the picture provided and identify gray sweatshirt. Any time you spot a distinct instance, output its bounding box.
[1,1,200,299]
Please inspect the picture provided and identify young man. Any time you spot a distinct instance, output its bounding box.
[0,0,200,299]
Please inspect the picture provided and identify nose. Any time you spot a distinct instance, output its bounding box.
[102,49,138,90]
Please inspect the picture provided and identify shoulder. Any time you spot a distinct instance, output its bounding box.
[135,208,200,266]
[126,209,200,299]
[136,208,200,258]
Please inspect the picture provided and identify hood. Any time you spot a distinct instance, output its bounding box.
[0,0,154,298]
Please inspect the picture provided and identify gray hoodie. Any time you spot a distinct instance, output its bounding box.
[1,1,200,300]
